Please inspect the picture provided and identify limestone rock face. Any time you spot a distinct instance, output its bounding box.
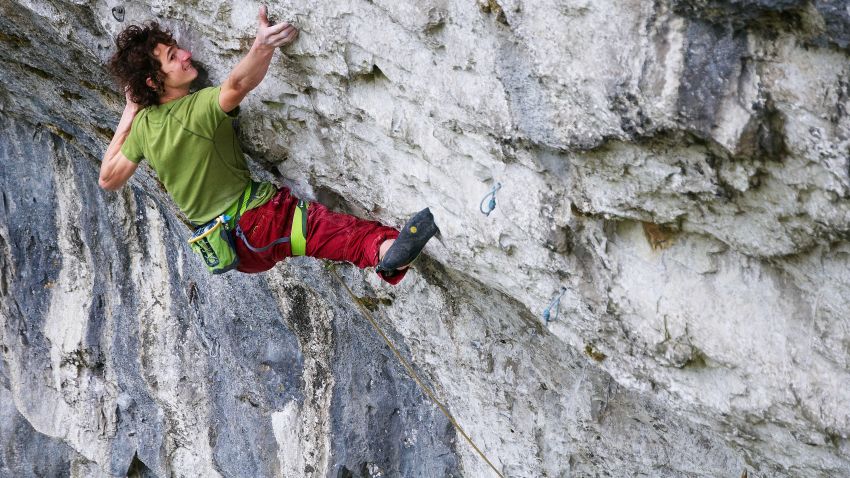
[1,0,849,477]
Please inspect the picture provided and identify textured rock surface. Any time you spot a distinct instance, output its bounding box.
[1,0,850,476]
[0,359,74,477]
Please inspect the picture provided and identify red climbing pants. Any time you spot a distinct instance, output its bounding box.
[235,187,407,285]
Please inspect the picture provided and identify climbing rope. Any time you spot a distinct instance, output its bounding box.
[542,287,567,326]
[479,182,502,216]
[329,266,506,478]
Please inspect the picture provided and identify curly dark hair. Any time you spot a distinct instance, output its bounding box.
[108,22,176,107]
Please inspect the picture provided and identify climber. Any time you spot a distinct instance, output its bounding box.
[98,6,438,283]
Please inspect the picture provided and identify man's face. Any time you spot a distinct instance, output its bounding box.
[151,42,197,90]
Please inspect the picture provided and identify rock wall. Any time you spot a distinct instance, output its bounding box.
[1,0,849,476]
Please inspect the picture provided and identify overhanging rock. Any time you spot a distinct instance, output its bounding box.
[1,0,849,476]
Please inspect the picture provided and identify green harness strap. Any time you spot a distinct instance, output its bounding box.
[233,189,309,257]
[290,200,308,256]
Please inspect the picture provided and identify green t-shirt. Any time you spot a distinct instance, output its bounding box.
[121,86,251,224]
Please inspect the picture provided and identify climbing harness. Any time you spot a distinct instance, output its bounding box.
[188,183,308,274]
[543,287,567,326]
[234,199,308,256]
[479,182,502,216]
[329,266,506,478]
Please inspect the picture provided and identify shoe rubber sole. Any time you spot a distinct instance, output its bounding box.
[377,208,439,274]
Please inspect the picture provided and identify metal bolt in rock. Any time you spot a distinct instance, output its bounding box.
[112,5,125,22]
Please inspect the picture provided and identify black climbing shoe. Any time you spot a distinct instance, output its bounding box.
[377,208,439,274]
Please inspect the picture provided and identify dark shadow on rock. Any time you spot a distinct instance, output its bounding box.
[677,20,747,138]
[126,452,157,478]
[672,0,850,51]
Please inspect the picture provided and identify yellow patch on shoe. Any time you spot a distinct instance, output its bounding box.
[410,226,418,233]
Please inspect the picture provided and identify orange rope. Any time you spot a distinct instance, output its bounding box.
[330,267,506,478]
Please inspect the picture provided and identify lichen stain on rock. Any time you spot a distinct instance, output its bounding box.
[584,343,607,362]
[477,0,508,25]
[0,31,31,47]
[655,335,708,369]
[355,295,393,312]
[642,222,678,250]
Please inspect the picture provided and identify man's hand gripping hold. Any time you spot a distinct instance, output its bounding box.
[219,5,299,113]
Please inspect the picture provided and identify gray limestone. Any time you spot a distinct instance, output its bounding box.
[1,0,850,476]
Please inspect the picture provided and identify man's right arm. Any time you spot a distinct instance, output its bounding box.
[99,97,140,191]
[219,5,299,113]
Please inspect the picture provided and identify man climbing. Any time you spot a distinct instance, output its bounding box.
[98,6,438,284]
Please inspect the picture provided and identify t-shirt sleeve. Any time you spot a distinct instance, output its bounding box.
[189,86,239,138]
[120,115,144,164]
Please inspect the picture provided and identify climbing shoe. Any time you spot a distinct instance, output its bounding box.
[377,208,439,274]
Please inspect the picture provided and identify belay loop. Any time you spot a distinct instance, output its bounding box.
[479,182,502,216]
[543,287,567,325]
